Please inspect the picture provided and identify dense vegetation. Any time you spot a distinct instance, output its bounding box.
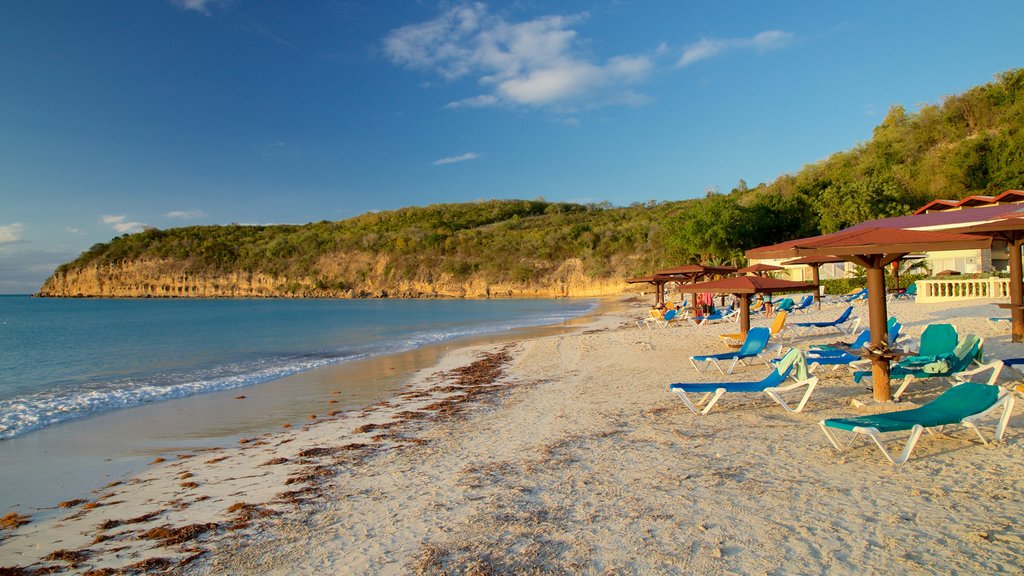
[52,69,1024,291]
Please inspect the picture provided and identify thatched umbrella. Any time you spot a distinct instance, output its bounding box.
[748,227,991,402]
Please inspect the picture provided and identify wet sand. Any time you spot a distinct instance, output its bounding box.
[0,299,611,517]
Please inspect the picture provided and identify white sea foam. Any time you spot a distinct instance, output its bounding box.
[0,300,595,440]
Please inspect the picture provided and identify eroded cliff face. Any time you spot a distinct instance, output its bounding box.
[38,256,635,299]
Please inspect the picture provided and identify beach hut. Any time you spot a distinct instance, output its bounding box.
[625,275,673,307]
[748,227,991,403]
[655,264,737,310]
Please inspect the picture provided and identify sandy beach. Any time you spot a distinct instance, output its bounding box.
[2,296,1024,574]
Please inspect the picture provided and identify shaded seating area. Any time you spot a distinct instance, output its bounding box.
[819,382,1015,465]
[807,319,902,371]
[670,348,818,415]
[853,332,1000,401]
[690,327,773,375]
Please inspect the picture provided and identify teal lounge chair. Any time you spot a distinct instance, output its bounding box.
[670,348,818,415]
[891,282,917,301]
[690,327,772,375]
[819,382,1015,465]
[854,333,1000,401]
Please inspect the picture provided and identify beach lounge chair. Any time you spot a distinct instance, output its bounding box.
[853,333,999,401]
[792,306,860,337]
[721,311,790,350]
[687,306,737,327]
[890,282,917,301]
[987,316,1011,331]
[646,308,679,329]
[691,327,773,374]
[807,322,904,372]
[670,348,818,415]
[773,297,795,313]
[791,294,815,313]
[819,382,1015,465]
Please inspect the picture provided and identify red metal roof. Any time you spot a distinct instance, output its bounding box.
[676,275,815,294]
[913,189,1024,214]
[747,227,991,260]
[847,202,1024,232]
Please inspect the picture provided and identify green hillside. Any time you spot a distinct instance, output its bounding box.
[47,68,1024,294]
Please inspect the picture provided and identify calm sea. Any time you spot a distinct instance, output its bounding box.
[0,296,594,440]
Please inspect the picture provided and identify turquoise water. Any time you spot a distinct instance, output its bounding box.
[0,296,594,440]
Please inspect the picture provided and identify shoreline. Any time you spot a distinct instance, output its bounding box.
[3,296,1022,574]
[0,297,615,518]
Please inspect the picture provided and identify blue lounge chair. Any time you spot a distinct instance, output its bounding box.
[819,382,1015,465]
[988,316,1011,331]
[690,327,772,375]
[793,306,860,337]
[670,348,818,415]
[773,297,795,313]
[642,308,679,329]
[807,322,902,371]
[791,294,815,313]
[688,306,737,327]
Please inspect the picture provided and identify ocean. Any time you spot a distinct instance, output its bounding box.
[0,296,595,441]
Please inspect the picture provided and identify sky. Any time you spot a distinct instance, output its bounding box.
[1,1,1022,293]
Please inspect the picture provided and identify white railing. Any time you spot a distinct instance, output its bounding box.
[915,278,1011,303]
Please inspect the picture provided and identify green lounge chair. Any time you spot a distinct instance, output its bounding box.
[819,382,1015,465]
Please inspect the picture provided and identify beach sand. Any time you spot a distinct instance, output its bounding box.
[2,297,1023,574]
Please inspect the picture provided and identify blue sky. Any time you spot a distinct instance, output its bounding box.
[1,0,1021,293]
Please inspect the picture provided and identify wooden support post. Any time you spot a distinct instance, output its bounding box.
[739,293,750,336]
[1011,239,1024,343]
[866,263,891,402]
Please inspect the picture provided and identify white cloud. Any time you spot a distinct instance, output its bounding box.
[0,223,24,244]
[164,209,208,220]
[433,152,480,166]
[677,30,794,68]
[384,3,653,110]
[101,215,146,234]
[171,0,226,14]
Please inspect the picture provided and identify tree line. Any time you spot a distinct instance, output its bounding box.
[52,69,1024,288]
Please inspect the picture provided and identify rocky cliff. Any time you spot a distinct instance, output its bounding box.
[38,255,635,299]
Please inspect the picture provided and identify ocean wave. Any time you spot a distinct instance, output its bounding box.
[0,300,596,440]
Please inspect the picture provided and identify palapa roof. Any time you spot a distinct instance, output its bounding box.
[675,275,816,295]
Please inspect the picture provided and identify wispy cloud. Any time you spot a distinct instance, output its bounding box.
[171,0,227,15]
[677,30,794,68]
[0,223,24,244]
[102,215,146,234]
[384,3,653,110]
[433,152,481,166]
[164,209,208,220]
